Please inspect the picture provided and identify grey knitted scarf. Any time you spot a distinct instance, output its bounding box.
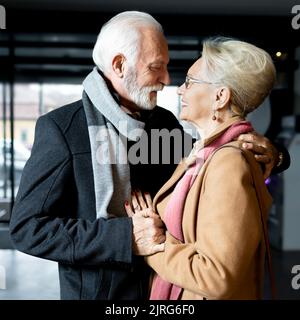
[82,67,145,219]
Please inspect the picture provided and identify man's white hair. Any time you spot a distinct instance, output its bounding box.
[93,11,163,73]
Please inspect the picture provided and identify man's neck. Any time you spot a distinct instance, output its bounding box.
[120,105,141,118]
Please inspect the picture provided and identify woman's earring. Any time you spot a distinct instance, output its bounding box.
[212,110,217,121]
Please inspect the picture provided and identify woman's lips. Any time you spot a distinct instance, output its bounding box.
[181,101,188,107]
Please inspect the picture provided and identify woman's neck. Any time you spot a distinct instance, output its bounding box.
[193,112,238,140]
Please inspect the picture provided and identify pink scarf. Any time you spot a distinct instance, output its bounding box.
[150,120,253,300]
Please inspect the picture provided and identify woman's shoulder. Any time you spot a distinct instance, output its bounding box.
[205,141,260,179]
[211,141,256,164]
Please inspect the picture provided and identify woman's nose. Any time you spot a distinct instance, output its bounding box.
[177,83,185,95]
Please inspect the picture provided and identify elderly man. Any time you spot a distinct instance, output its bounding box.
[10,11,289,300]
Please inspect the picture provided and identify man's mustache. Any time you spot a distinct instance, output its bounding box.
[143,84,164,93]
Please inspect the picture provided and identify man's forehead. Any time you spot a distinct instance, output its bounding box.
[139,40,169,64]
[139,28,167,47]
[144,51,169,65]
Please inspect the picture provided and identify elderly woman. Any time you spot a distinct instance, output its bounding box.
[125,37,276,300]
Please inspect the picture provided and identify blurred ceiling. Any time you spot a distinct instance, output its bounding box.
[1,0,298,16]
[0,0,299,83]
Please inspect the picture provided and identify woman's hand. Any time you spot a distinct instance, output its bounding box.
[125,190,166,256]
[125,190,155,217]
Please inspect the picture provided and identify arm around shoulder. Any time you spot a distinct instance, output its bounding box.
[271,141,290,174]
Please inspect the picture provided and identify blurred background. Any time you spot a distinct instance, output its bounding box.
[0,0,300,299]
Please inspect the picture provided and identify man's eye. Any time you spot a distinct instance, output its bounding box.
[149,65,162,71]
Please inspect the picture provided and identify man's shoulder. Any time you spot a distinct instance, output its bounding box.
[153,106,176,118]
[43,99,85,133]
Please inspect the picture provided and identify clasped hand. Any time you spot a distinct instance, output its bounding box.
[125,190,165,256]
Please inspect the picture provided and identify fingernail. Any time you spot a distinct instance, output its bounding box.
[243,143,248,148]
[125,201,128,206]
[145,192,149,195]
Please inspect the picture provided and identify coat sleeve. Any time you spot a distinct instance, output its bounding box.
[10,115,133,268]
[270,141,290,175]
[146,148,264,299]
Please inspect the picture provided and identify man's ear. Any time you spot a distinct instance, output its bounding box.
[214,86,231,110]
[111,54,126,78]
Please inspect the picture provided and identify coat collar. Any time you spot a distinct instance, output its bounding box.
[153,160,186,208]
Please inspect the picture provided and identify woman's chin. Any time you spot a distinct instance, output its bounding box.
[179,111,188,121]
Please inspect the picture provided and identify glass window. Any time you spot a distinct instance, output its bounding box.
[0,83,82,200]
[157,86,180,118]
[0,83,11,201]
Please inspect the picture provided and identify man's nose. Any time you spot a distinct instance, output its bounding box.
[160,69,170,86]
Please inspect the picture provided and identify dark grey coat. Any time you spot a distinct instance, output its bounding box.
[9,99,183,300]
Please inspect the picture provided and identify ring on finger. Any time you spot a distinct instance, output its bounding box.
[142,211,149,218]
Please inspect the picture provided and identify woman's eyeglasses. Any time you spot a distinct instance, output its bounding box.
[184,75,215,89]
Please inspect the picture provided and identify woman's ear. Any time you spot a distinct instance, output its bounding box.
[111,54,126,78]
[215,86,231,110]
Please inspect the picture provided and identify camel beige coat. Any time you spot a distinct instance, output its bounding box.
[146,119,272,300]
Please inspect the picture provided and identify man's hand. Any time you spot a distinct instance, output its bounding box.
[125,190,166,256]
[130,212,165,256]
[237,131,279,179]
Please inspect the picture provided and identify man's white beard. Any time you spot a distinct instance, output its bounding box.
[124,67,163,111]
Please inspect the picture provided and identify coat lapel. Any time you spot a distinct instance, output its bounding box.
[153,160,187,208]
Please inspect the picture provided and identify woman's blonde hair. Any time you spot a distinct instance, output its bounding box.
[202,37,276,117]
